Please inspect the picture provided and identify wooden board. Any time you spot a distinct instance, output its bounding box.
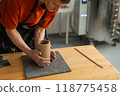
[0,45,120,80]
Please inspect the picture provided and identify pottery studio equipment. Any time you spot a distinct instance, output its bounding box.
[21,40,71,79]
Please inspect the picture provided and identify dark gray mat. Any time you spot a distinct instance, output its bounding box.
[21,51,71,79]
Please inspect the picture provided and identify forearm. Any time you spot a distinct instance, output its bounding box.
[6,28,32,55]
[34,26,45,49]
[6,28,50,67]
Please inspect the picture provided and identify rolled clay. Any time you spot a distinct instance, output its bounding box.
[38,40,51,58]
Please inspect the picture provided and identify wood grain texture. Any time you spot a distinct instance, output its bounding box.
[0,45,120,80]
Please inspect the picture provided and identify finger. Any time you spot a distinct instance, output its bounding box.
[51,55,56,61]
[50,58,53,62]
[37,57,51,66]
[43,58,51,62]
[38,65,45,68]
[42,61,51,64]
[38,56,50,61]
[40,58,51,64]
[36,63,45,67]
[36,50,41,56]
[37,62,50,67]
[51,51,55,56]
[51,51,56,60]
[44,64,50,67]
[50,56,56,62]
[42,64,50,68]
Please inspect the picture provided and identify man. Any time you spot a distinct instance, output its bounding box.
[0,0,70,67]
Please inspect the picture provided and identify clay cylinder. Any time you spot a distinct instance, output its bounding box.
[38,40,51,58]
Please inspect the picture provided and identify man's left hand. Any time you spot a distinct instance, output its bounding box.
[50,51,57,62]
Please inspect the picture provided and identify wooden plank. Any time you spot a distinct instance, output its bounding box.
[0,45,120,80]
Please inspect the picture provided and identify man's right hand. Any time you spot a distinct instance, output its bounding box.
[29,49,51,67]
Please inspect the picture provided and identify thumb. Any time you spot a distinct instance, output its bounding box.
[36,50,42,56]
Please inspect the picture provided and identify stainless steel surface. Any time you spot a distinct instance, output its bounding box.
[87,0,119,44]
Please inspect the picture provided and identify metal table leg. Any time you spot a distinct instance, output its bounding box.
[59,13,62,36]
[66,12,69,44]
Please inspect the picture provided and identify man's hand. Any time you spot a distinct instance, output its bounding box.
[29,50,56,67]
[29,49,51,67]
[50,51,57,62]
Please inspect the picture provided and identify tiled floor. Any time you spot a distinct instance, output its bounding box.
[48,33,120,72]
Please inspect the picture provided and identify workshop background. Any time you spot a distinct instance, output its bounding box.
[47,0,120,72]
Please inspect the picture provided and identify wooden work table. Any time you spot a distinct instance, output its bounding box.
[0,45,120,80]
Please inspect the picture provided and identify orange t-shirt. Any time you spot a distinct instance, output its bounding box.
[0,0,57,29]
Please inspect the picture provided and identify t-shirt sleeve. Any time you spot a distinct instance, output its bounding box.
[40,11,57,28]
[0,0,20,29]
